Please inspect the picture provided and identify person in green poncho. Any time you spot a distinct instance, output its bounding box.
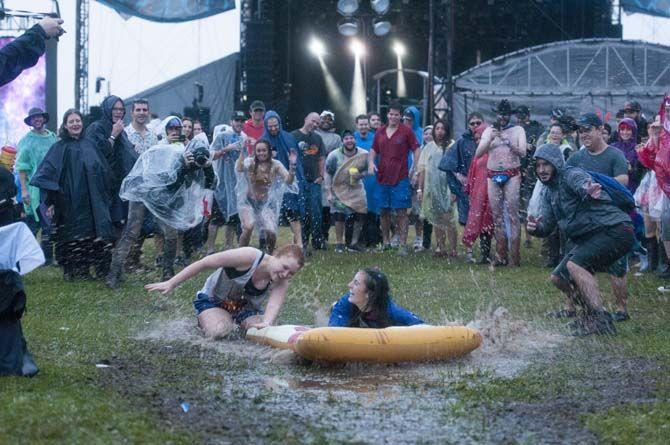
[15,107,57,264]
[416,119,458,258]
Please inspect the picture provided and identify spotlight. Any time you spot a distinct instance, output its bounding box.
[392,41,406,57]
[337,0,359,15]
[338,17,360,36]
[350,39,365,56]
[370,0,390,15]
[372,19,391,36]
[309,38,326,57]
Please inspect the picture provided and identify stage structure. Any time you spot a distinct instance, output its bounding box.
[448,38,670,136]
[0,1,60,143]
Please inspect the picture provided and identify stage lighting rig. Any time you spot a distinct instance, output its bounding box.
[309,38,326,57]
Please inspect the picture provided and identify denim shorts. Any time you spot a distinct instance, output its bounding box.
[552,223,634,281]
[378,178,411,210]
[193,292,263,324]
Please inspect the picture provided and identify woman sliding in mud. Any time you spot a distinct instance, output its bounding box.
[236,138,298,254]
[328,269,425,328]
[145,245,305,338]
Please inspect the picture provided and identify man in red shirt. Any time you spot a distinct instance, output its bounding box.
[367,102,420,256]
[243,100,265,153]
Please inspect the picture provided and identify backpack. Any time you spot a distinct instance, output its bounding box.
[587,170,636,212]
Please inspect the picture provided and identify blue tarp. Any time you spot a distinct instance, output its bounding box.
[95,0,235,23]
[621,0,670,18]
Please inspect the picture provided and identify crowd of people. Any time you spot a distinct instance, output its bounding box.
[3,18,670,377]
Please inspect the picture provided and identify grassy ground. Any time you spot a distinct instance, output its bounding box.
[1,228,669,444]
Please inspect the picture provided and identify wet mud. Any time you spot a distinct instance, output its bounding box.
[99,309,663,444]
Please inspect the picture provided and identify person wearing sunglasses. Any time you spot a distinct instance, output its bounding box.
[475,99,527,266]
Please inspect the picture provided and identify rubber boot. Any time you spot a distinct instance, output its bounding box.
[105,261,123,290]
[509,237,521,267]
[657,241,669,276]
[645,237,659,273]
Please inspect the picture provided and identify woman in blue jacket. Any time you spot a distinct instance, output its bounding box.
[329,268,424,328]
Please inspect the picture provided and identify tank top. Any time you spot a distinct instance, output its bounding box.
[198,249,269,311]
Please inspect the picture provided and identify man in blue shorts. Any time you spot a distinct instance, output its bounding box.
[367,102,420,256]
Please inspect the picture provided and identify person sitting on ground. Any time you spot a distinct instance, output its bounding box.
[527,144,634,336]
[329,268,424,328]
[236,139,297,253]
[146,245,305,338]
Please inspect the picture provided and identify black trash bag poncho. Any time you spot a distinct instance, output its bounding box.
[30,135,114,242]
[0,222,43,377]
[120,129,217,231]
[85,95,138,223]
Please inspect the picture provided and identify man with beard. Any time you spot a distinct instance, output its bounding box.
[15,108,57,265]
[527,144,634,336]
[125,99,158,155]
[325,130,369,252]
[559,113,631,322]
[292,112,326,252]
[262,111,304,248]
[315,110,342,245]
[475,100,527,266]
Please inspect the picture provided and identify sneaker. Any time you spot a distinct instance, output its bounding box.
[413,237,423,251]
[347,243,364,252]
[397,246,409,257]
[658,285,670,293]
[613,311,630,322]
[546,309,577,319]
[465,251,476,264]
[569,312,617,337]
[334,244,345,253]
[390,235,400,248]
[174,256,189,267]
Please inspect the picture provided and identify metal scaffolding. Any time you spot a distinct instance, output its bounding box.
[75,0,90,113]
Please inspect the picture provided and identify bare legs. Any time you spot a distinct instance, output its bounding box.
[487,175,521,266]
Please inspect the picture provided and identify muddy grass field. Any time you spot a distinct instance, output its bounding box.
[1,230,669,444]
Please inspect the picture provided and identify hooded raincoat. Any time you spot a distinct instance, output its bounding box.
[531,144,631,240]
[85,96,138,223]
[30,133,114,243]
[14,129,57,219]
[638,96,670,198]
[612,118,645,192]
[262,111,303,214]
[210,128,247,222]
[119,123,216,231]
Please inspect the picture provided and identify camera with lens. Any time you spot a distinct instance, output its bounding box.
[190,145,210,168]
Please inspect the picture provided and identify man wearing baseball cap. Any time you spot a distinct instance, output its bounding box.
[243,100,266,144]
[15,107,57,264]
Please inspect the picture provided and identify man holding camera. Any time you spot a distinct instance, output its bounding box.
[106,117,216,288]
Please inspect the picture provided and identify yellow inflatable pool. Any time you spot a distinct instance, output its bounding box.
[246,325,482,363]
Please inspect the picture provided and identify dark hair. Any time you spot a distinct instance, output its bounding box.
[252,139,272,177]
[58,109,83,140]
[388,101,403,113]
[432,119,452,147]
[355,114,369,123]
[550,122,564,132]
[603,123,612,136]
[348,268,392,328]
[467,112,484,122]
[367,111,381,119]
[131,98,149,111]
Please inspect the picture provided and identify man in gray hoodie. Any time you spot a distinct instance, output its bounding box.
[527,144,634,336]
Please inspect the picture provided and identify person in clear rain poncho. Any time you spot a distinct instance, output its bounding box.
[417,120,458,258]
[106,117,217,288]
[236,139,297,254]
